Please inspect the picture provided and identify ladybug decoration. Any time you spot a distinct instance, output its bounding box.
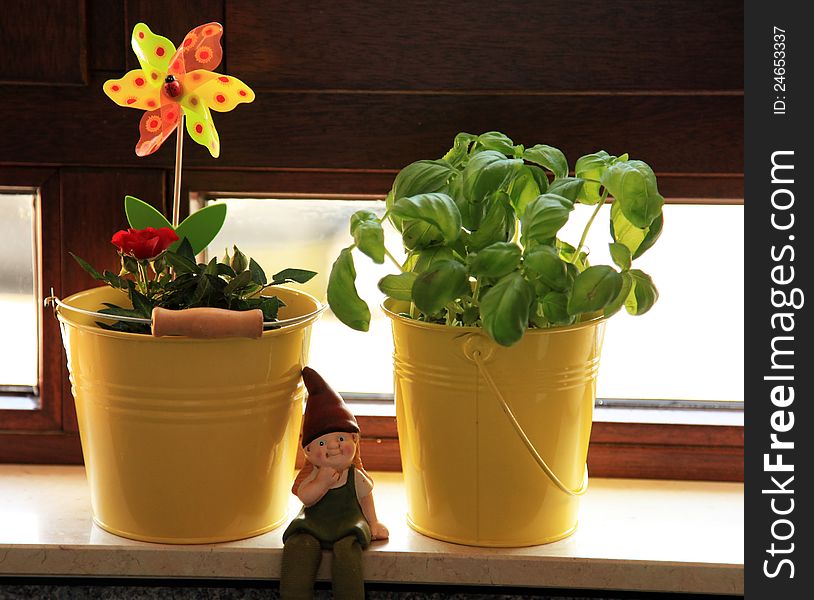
[163,75,182,98]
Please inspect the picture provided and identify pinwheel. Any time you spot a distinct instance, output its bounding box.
[103,22,255,159]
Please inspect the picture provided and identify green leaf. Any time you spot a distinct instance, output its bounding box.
[520,193,575,247]
[465,193,515,251]
[508,165,548,218]
[271,268,317,284]
[410,246,457,273]
[377,272,418,301]
[523,144,568,179]
[164,249,198,275]
[556,239,589,271]
[175,237,195,263]
[442,132,477,168]
[468,242,521,279]
[231,246,248,273]
[480,272,533,346]
[575,151,614,205]
[350,210,385,264]
[70,253,103,281]
[610,201,664,260]
[173,203,227,255]
[412,260,469,315]
[101,270,127,290]
[523,245,569,291]
[601,160,664,228]
[568,265,623,314]
[223,270,252,296]
[604,271,633,318]
[327,247,371,331]
[541,291,573,325]
[260,296,284,322]
[249,258,268,285]
[547,177,585,203]
[391,193,462,247]
[390,160,458,206]
[461,150,523,205]
[129,289,153,318]
[98,304,144,320]
[204,257,219,276]
[624,269,659,316]
[609,242,632,271]
[474,131,516,156]
[125,195,172,230]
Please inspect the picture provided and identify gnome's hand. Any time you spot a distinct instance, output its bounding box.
[370,521,390,541]
[316,466,340,487]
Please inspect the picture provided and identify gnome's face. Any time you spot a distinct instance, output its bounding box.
[304,431,358,470]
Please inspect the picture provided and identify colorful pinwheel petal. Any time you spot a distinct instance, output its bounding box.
[103,22,254,158]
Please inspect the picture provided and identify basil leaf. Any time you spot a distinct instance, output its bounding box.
[604,271,633,318]
[508,164,548,218]
[601,160,664,228]
[391,193,462,246]
[327,247,370,331]
[474,131,516,156]
[520,193,574,247]
[541,291,573,325]
[575,151,614,205]
[465,193,515,251]
[567,265,623,314]
[378,272,418,301]
[410,246,456,273]
[442,132,477,168]
[461,150,523,205]
[624,269,659,316]
[413,260,469,315]
[523,245,569,291]
[546,176,585,203]
[467,242,521,278]
[350,210,385,264]
[390,159,457,203]
[609,242,632,271]
[480,272,533,346]
[523,144,568,179]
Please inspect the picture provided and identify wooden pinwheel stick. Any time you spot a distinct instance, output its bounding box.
[171,114,185,228]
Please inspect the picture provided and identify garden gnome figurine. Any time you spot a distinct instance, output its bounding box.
[280,367,389,600]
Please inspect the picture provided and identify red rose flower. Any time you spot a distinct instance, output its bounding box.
[111,227,179,260]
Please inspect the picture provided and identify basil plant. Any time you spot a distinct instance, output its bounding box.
[327,131,663,347]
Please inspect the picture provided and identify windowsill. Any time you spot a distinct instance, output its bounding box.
[0,465,743,595]
[347,399,744,427]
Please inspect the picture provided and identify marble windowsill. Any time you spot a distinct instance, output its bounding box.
[0,465,743,595]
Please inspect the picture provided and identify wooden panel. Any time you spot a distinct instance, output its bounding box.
[229,1,743,92]
[60,169,166,296]
[588,443,743,482]
[0,432,82,464]
[88,0,125,72]
[0,0,87,85]
[0,77,743,180]
[125,0,225,71]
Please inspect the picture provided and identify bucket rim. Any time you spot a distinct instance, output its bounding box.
[380,298,606,336]
[56,285,323,341]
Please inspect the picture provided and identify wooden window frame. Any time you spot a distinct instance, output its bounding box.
[0,168,743,481]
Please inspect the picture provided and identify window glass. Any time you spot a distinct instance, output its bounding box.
[0,192,39,394]
[205,198,743,404]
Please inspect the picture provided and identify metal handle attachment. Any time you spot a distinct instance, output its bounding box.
[463,335,589,497]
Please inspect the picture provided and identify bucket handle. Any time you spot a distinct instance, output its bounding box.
[465,342,589,497]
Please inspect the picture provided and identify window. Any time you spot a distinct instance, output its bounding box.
[203,197,743,408]
[0,191,39,410]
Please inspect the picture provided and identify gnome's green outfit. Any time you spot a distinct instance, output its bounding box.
[280,367,375,600]
[281,466,371,599]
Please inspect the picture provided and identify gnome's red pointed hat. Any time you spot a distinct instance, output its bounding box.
[301,367,359,447]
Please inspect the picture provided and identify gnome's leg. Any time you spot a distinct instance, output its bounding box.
[331,535,364,600]
[280,533,322,600]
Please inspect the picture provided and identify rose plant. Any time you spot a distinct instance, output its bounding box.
[327,131,663,346]
[72,200,316,335]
